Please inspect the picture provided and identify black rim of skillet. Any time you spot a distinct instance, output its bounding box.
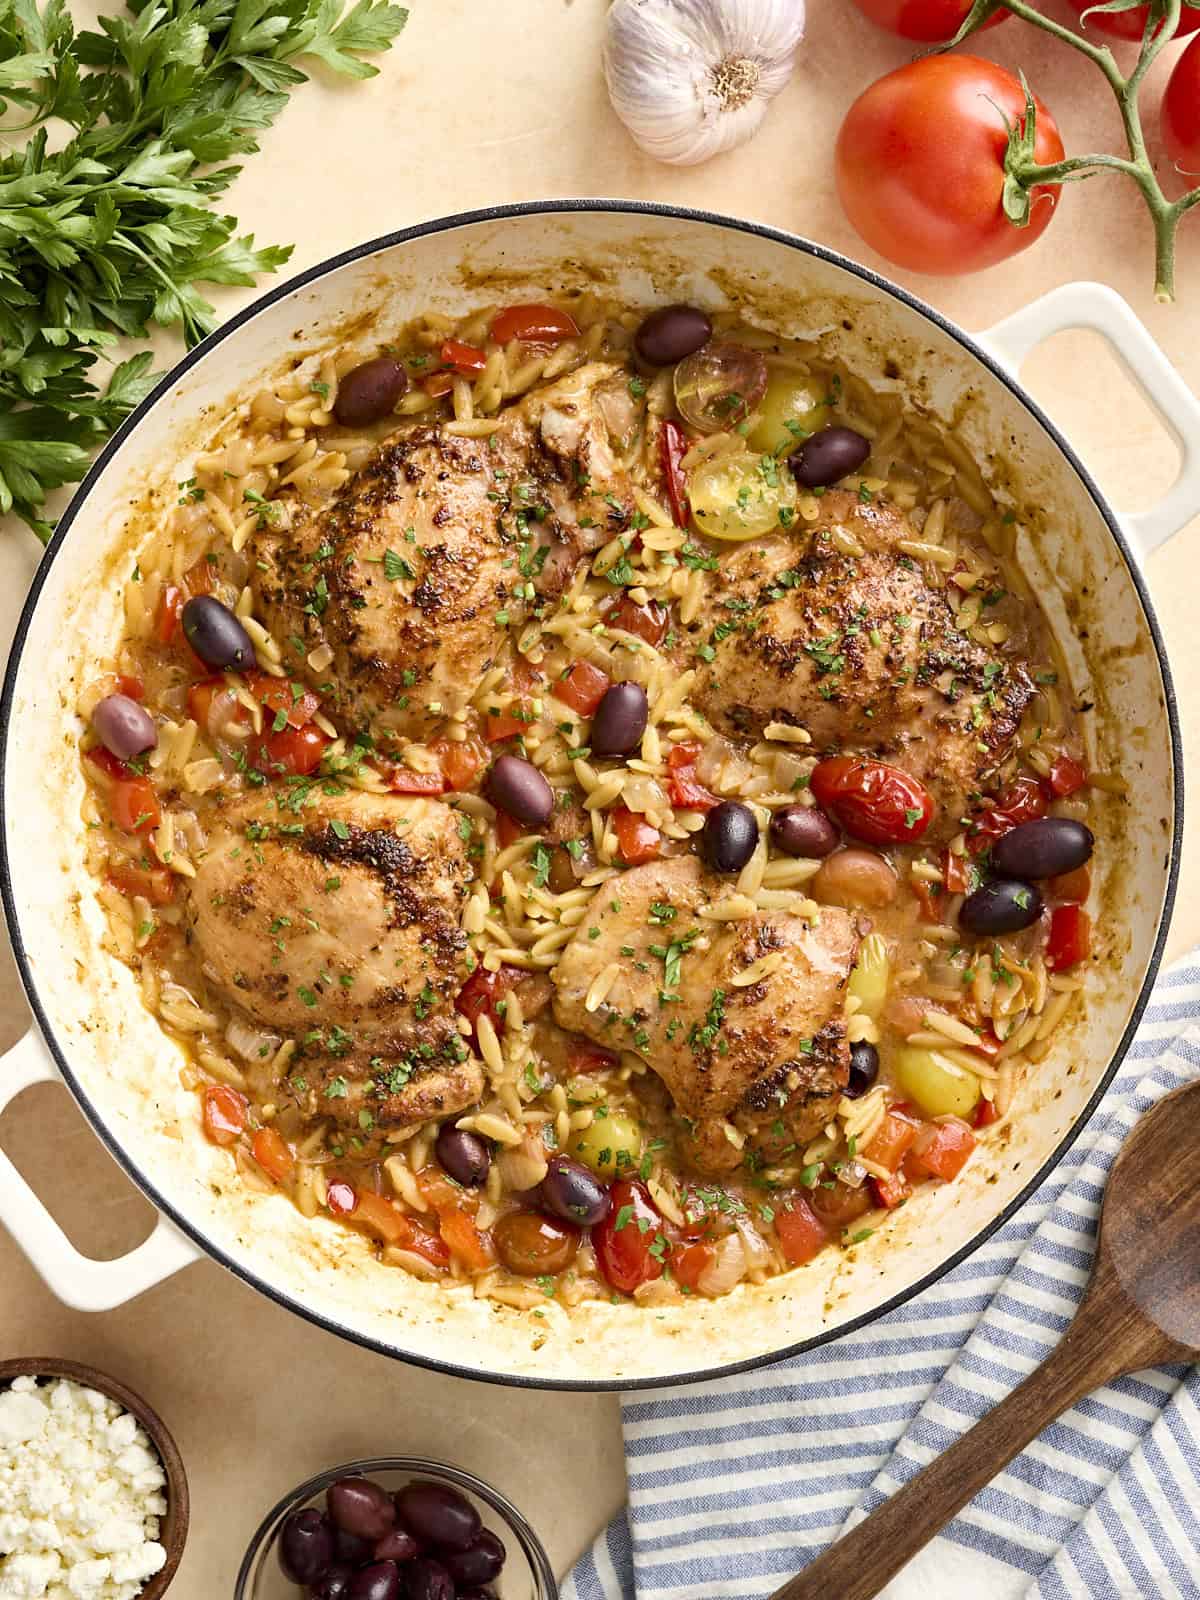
[0,199,1184,1392]
[234,1455,557,1599]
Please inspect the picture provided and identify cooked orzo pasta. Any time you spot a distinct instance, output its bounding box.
[79,292,1097,1309]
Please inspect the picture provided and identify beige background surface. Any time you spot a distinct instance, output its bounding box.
[2,1,1199,1593]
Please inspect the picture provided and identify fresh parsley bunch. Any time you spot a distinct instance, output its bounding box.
[0,0,408,540]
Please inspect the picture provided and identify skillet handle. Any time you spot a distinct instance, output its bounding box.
[978,281,1200,563]
[0,1026,200,1310]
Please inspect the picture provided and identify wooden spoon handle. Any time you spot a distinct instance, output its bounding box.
[770,1309,1129,1600]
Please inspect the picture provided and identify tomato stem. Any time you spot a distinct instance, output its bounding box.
[950,0,1199,301]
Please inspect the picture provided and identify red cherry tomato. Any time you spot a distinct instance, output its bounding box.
[249,723,329,777]
[810,757,935,844]
[245,671,320,729]
[659,419,691,528]
[1047,753,1088,798]
[611,806,662,864]
[87,747,161,836]
[835,56,1065,276]
[967,775,1049,853]
[1163,34,1200,174]
[202,1084,247,1146]
[774,1197,829,1266]
[850,0,1008,40]
[567,1037,619,1074]
[491,304,580,347]
[1046,904,1091,972]
[439,338,488,375]
[1064,0,1200,40]
[593,1179,667,1295]
[456,965,520,1038]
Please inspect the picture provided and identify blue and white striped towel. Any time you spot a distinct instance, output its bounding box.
[566,951,1200,1600]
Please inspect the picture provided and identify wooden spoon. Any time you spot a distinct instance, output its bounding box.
[772,1078,1200,1600]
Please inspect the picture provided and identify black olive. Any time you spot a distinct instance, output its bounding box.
[634,305,713,366]
[991,818,1094,880]
[788,426,872,489]
[959,879,1043,935]
[701,801,759,874]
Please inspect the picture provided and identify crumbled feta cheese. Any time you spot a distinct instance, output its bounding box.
[0,1379,168,1600]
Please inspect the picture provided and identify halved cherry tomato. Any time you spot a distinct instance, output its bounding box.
[1046,904,1090,972]
[611,806,661,865]
[107,861,176,906]
[967,775,1049,853]
[249,724,330,777]
[202,1084,247,1146]
[659,419,691,529]
[439,338,488,375]
[666,742,718,812]
[252,1126,295,1183]
[809,1181,873,1229]
[974,1096,1000,1129]
[484,701,534,742]
[155,584,184,644]
[907,1117,976,1181]
[671,1240,715,1291]
[456,965,520,1037]
[245,671,320,729]
[557,661,611,717]
[871,1169,912,1210]
[491,304,580,347]
[1047,754,1087,798]
[87,748,161,835]
[429,734,486,792]
[774,1197,830,1266]
[1049,863,1090,905]
[810,757,935,844]
[607,594,669,646]
[567,1037,619,1075]
[849,0,1008,40]
[437,1206,494,1272]
[862,1107,921,1173]
[326,1180,357,1216]
[423,370,455,398]
[116,675,145,701]
[386,767,447,795]
[593,1179,667,1295]
[943,849,972,895]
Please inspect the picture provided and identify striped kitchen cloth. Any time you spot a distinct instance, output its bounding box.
[565,950,1200,1600]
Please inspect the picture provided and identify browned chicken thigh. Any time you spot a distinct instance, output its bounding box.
[552,858,858,1176]
[253,363,640,748]
[688,491,1034,828]
[186,788,481,1131]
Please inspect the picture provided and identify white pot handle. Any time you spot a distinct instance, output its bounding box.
[978,281,1200,564]
[0,1026,201,1310]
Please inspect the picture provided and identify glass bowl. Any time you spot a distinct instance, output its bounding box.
[234,1456,558,1600]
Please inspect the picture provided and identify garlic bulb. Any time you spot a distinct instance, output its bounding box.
[603,0,806,167]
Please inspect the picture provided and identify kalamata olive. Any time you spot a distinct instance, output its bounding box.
[373,1528,422,1563]
[846,1041,880,1100]
[443,1529,506,1587]
[991,817,1094,880]
[333,357,408,427]
[279,1508,335,1585]
[327,1478,396,1541]
[590,682,648,759]
[436,1124,490,1188]
[91,693,157,761]
[484,754,554,827]
[309,1565,353,1600]
[959,878,1043,935]
[700,800,759,873]
[788,426,872,489]
[770,804,838,859]
[333,1529,373,1566]
[540,1155,611,1228]
[395,1481,481,1551]
[634,304,713,366]
[345,1561,400,1600]
[493,1210,579,1276]
[402,1557,454,1600]
[181,595,255,671]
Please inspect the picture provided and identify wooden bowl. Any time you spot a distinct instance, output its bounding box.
[0,1357,189,1599]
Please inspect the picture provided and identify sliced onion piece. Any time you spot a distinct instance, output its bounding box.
[696,1231,748,1297]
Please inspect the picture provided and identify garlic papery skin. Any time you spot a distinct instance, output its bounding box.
[603,0,806,167]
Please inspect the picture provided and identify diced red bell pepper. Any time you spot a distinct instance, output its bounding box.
[567,1037,619,1074]
[607,595,669,646]
[155,584,185,644]
[436,1206,494,1272]
[456,965,520,1038]
[666,742,718,812]
[671,1240,715,1291]
[251,1126,295,1183]
[1048,754,1088,798]
[429,734,486,792]
[116,675,145,701]
[943,849,972,895]
[495,812,525,850]
[187,675,248,734]
[1046,904,1091,972]
[974,1096,1001,1129]
[351,1190,451,1268]
[491,303,579,347]
[862,1108,921,1173]
[245,671,320,729]
[386,767,447,795]
[558,661,611,717]
[611,806,661,865]
[107,861,176,907]
[911,877,944,924]
[484,700,534,742]
[87,747,161,836]
[871,1169,912,1210]
[423,370,455,398]
[775,1197,830,1266]
[659,419,691,528]
[907,1117,977,1181]
[1049,863,1091,905]
[439,338,488,375]
[202,1084,247,1146]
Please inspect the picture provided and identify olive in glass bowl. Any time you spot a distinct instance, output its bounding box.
[235,1457,556,1600]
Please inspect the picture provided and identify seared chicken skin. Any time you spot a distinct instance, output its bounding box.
[253,363,640,748]
[186,789,481,1130]
[552,858,858,1176]
[687,491,1034,827]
